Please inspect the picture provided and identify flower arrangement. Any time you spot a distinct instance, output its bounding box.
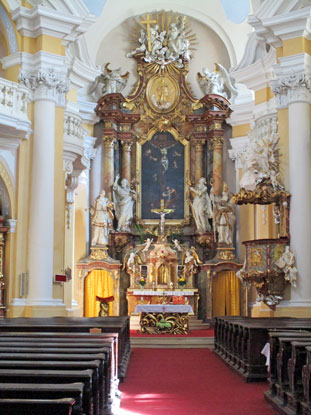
[178,276,186,287]
[138,276,146,288]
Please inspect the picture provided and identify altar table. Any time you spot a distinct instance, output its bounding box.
[134,304,193,335]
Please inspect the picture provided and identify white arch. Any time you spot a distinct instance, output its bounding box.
[84,0,252,68]
[0,3,18,54]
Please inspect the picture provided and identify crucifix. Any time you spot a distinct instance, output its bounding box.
[151,199,174,236]
[140,13,157,52]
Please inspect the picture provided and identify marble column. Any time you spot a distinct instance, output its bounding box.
[90,143,103,203]
[19,69,68,308]
[194,139,205,182]
[121,140,132,182]
[211,136,224,195]
[102,137,115,199]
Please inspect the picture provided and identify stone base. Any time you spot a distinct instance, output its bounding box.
[8,298,68,317]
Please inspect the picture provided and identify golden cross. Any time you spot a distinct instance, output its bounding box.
[151,199,174,216]
[140,13,157,52]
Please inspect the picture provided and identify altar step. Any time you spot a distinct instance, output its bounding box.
[131,336,214,348]
[130,315,210,331]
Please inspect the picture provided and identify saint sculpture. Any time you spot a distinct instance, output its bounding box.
[189,177,213,234]
[113,174,136,232]
[90,190,114,246]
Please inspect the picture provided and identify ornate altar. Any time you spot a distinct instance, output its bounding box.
[84,11,242,321]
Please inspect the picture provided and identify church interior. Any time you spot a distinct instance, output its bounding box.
[0,0,310,413]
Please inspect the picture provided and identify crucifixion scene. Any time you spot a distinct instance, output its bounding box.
[0,1,308,414]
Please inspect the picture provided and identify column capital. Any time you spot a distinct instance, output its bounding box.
[271,71,311,108]
[193,139,206,151]
[19,68,69,105]
[102,136,116,148]
[210,136,224,149]
[120,140,133,151]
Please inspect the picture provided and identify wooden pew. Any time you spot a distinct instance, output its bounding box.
[266,330,311,397]
[0,352,108,414]
[0,360,102,415]
[0,383,84,415]
[214,317,311,382]
[301,345,311,415]
[0,331,119,393]
[0,316,130,382]
[0,398,76,415]
[0,369,94,415]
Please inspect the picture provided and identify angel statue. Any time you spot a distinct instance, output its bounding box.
[182,248,201,277]
[275,246,298,287]
[197,63,238,103]
[142,238,153,252]
[113,174,136,232]
[90,190,114,246]
[172,239,182,252]
[89,63,129,100]
[123,251,142,278]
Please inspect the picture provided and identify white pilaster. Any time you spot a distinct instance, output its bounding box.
[20,69,69,307]
[288,100,311,305]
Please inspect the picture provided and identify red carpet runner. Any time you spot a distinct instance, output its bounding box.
[119,348,278,415]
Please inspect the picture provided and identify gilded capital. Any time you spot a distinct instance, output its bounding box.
[210,136,224,149]
[194,139,206,151]
[103,136,115,148]
[121,140,133,151]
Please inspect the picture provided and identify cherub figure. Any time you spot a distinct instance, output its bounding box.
[142,238,153,252]
[173,239,182,252]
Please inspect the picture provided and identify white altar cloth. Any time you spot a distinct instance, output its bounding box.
[134,304,193,313]
[131,290,195,296]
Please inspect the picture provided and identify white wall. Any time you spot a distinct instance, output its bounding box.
[95,16,231,98]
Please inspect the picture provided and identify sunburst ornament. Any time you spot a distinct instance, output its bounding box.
[127,11,197,69]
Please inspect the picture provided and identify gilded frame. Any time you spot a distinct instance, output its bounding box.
[136,127,190,226]
[146,74,180,114]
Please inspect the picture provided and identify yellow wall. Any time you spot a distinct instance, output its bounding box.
[232,123,251,138]
[53,107,66,300]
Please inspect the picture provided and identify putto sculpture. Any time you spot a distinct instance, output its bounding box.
[127,13,194,68]
[197,63,238,103]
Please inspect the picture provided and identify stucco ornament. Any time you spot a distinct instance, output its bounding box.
[239,116,283,191]
[90,63,129,99]
[127,14,193,68]
[197,63,238,103]
[275,246,297,287]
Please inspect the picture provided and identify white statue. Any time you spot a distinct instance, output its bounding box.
[123,251,142,277]
[214,183,235,246]
[197,63,238,103]
[173,239,182,252]
[275,246,297,287]
[127,15,191,68]
[239,116,283,191]
[113,174,136,232]
[127,30,147,57]
[142,238,153,252]
[90,190,114,246]
[90,63,129,99]
[189,177,213,234]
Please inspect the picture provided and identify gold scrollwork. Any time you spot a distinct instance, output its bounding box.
[140,312,189,334]
[146,74,180,114]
